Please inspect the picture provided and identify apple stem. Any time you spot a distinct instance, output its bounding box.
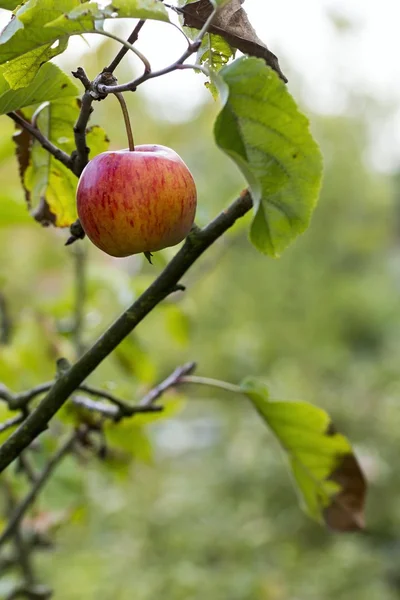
[114,92,135,151]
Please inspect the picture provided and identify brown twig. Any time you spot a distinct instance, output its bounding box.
[96,5,218,96]
[7,112,74,172]
[103,20,147,73]
[140,362,196,406]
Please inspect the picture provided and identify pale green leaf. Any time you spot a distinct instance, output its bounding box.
[242,378,366,531]
[23,98,109,227]
[197,33,234,70]
[0,62,78,115]
[214,57,323,257]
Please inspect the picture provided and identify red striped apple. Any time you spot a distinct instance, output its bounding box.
[76,144,197,257]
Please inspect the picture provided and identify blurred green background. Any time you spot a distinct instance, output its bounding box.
[1,18,400,600]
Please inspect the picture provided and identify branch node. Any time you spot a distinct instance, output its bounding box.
[71,67,91,90]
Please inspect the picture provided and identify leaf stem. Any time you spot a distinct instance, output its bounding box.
[104,20,147,73]
[95,30,151,74]
[114,92,135,151]
[179,375,242,395]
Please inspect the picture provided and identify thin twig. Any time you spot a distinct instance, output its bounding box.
[0,192,253,472]
[0,414,25,434]
[7,112,74,172]
[96,5,218,95]
[95,30,151,74]
[104,20,147,73]
[0,432,78,547]
[72,395,163,420]
[16,453,38,485]
[3,378,163,417]
[140,362,196,406]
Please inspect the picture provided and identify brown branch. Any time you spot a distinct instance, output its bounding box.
[104,20,147,73]
[0,191,253,473]
[139,362,196,406]
[7,112,74,172]
[95,4,218,96]
[71,87,93,177]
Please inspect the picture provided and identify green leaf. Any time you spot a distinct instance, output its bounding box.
[3,37,69,90]
[197,33,235,98]
[0,0,168,85]
[50,0,170,27]
[0,0,78,65]
[214,57,323,257]
[0,62,78,115]
[0,1,22,8]
[242,378,366,531]
[197,34,234,70]
[23,98,109,227]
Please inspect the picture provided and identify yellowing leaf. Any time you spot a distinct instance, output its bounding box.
[242,379,367,531]
[22,98,109,227]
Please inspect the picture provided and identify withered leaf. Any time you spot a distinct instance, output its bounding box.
[12,114,32,208]
[180,0,287,82]
[12,111,57,227]
[324,453,367,532]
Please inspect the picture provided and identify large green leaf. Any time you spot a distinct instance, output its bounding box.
[3,37,69,90]
[0,62,78,115]
[22,98,109,227]
[0,0,169,87]
[214,57,323,257]
[0,1,21,8]
[242,379,366,531]
[0,0,78,65]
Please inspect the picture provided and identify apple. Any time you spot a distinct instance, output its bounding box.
[76,144,197,257]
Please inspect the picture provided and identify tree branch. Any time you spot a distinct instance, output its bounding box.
[139,362,196,406]
[71,87,93,177]
[104,20,147,73]
[0,191,253,473]
[7,112,74,172]
[96,5,218,96]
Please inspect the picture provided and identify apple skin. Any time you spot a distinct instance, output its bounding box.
[76,144,197,257]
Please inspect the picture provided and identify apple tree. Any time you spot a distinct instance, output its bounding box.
[0,0,366,596]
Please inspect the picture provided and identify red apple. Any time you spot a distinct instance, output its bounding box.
[76,144,197,257]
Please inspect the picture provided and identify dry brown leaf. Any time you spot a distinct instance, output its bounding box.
[324,453,367,532]
[180,0,287,82]
[12,115,32,208]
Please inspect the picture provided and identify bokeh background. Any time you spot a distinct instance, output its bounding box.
[1,1,400,598]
